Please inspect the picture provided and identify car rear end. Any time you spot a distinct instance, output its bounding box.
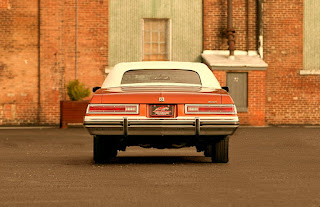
[83,62,239,163]
[84,90,238,137]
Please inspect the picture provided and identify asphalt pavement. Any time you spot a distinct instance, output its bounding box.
[0,126,319,207]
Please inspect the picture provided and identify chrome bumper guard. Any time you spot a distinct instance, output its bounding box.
[84,117,239,136]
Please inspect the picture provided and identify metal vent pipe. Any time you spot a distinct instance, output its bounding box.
[257,0,264,59]
[227,0,236,57]
[75,0,78,80]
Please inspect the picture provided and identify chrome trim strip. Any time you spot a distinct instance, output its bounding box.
[128,120,195,125]
[85,125,123,127]
[200,121,239,125]
[84,115,239,121]
[84,116,239,136]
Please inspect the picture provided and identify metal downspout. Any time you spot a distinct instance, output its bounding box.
[227,0,236,58]
[246,0,249,52]
[38,0,41,124]
[75,0,78,79]
[257,0,263,59]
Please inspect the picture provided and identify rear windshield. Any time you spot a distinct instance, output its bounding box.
[121,69,201,85]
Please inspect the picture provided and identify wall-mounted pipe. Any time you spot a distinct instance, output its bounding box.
[257,0,263,59]
[246,0,249,51]
[38,0,41,124]
[75,0,78,79]
[227,0,236,57]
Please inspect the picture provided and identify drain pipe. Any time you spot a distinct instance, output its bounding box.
[227,0,236,58]
[257,0,263,59]
[38,0,41,124]
[75,0,78,80]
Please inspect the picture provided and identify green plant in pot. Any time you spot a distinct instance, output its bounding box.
[66,79,90,101]
[60,80,91,128]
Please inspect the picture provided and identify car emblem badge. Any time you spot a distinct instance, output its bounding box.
[159,97,165,102]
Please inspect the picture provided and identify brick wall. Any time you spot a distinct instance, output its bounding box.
[203,0,257,51]
[1,0,108,125]
[204,0,265,126]
[264,0,320,125]
[204,0,320,125]
[0,0,39,125]
[212,70,266,126]
[40,0,108,125]
[1,0,319,126]
[0,0,8,8]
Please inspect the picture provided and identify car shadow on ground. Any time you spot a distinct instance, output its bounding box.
[67,156,213,165]
[108,156,212,164]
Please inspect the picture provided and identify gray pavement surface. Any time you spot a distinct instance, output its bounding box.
[0,127,319,207]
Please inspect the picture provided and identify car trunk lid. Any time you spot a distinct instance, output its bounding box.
[98,86,222,104]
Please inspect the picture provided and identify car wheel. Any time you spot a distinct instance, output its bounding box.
[94,135,118,163]
[211,136,229,163]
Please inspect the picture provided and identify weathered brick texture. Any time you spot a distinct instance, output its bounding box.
[205,0,320,125]
[1,0,319,126]
[264,0,320,125]
[1,0,108,125]
[39,0,108,125]
[213,70,266,126]
[204,0,265,125]
[203,0,257,51]
[0,0,8,8]
[0,0,39,125]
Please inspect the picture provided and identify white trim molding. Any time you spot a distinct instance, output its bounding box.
[202,50,268,71]
[299,70,320,75]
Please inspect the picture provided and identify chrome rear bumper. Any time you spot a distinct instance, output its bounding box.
[84,116,239,136]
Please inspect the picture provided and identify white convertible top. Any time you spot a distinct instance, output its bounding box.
[102,61,221,89]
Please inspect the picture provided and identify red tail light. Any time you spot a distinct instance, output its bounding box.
[185,104,237,115]
[87,104,139,114]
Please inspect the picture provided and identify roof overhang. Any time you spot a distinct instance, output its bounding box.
[202,50,268,71]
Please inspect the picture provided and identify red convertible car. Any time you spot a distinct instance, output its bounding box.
[84,62,239,163]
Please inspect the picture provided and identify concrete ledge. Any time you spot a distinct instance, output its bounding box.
[206,66,267,71]
[299,70,320,75]
[202,50,268,71]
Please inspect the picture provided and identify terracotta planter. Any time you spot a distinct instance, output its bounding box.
[60,100,89,128]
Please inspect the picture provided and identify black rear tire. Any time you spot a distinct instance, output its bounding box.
[94,135,118,164]
[211,136,229,163]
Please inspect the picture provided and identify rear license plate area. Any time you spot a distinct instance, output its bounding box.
[149,105,175,117]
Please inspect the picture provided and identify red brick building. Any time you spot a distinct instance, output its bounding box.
[0,0,319,126]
